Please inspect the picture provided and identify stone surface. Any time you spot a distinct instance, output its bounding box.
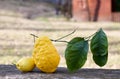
[0,65,120,79]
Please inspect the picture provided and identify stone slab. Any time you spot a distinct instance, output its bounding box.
[0,65,120,79]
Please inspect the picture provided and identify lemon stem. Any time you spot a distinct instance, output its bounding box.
[30,29,76,43]
[30,34,38,43]
[54,29,76,41]
[51,39,68,43]
[12,62,16,66]
[84,32,97,41]
[30,34,38,38]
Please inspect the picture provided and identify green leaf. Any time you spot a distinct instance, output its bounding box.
[90,28,108,56]
[90,28,108,66]
[93,51,108,67]
[65,37,89,72]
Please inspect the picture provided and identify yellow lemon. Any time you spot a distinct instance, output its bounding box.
[32,36,60,73]
[16,57,35,72]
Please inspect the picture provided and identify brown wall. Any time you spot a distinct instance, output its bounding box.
[112,12,120,22]
[72,0,89,21]
[72,0,112,21]
[98,0,111,21]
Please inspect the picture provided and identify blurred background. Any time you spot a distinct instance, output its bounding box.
[0,0,120,69]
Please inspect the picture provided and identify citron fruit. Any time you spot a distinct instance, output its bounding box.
[32,36,60,73]
[16,57,35,72]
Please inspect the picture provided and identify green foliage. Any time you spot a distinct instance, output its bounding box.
[65,37,89,72]
[93,52,108,67]
[65,28,108,72]
[90,28,108,56]
[90,28,108,66]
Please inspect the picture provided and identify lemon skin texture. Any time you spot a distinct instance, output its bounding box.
[32,36,60,73]
[16,57,35,72]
